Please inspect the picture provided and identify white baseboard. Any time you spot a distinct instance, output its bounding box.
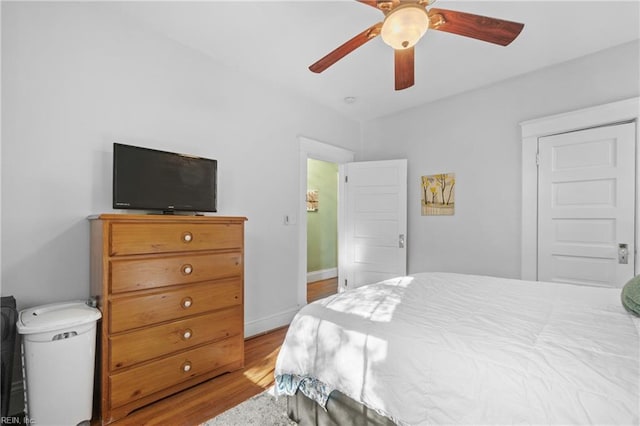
[244,306,300,338]
[307,268,337,283]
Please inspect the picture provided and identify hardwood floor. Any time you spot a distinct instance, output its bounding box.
[108,326,288,426]
[307,277,338,303]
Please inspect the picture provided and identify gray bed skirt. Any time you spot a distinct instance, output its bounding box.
[286,390,397,426]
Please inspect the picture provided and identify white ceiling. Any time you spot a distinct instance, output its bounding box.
[106,1,640,122]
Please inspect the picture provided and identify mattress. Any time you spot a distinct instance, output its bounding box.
[274,272,640,425]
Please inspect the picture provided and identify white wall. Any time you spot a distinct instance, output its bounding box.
[1,2,360,336]
[361,40,640,279]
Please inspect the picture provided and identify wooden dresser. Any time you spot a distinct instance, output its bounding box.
[89,214,247,424]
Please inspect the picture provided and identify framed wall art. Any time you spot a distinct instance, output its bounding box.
[306,189,319,212]
[421,173,455,216]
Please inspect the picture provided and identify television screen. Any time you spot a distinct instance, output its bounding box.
[113,143,217,213]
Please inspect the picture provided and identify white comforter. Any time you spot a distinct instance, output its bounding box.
[275,272,640,425]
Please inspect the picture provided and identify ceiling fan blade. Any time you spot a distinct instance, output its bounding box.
[394,47,415,91]
[428,8,524,46]
[309,22,383,73]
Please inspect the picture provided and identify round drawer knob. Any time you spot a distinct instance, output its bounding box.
[181,297,193,309]
[182,264,193,275]
[182,232,193,243]
[182,361,192,372]
[182,329,192,340]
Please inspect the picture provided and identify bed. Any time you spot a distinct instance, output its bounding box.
[274,272,640,425]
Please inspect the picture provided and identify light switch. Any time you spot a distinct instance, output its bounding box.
[283,214,297,225]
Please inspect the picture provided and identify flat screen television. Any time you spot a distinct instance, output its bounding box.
[113,143,217,213]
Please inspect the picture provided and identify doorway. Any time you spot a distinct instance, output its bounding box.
[297,138,409,304]
[306,158,339,302]
[520,97,640,285]
[297,137,354,307]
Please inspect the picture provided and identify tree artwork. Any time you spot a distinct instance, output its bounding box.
[421,173,455,216]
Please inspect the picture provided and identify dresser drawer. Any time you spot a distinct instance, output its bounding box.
[110,251,242,294]
[109,279,242,333]
[109,335,243,409]
[109,222,243,256]
[109,306,242,370]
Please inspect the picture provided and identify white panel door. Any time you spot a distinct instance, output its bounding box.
[342,159,407,289]
[538,122,636,287]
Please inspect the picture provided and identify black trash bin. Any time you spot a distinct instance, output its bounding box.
[1,296,18,419]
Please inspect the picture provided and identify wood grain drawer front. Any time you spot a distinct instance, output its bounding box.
[109,335,243,409]
[110,279,242,333]
[109,306,242,370]
[110,222,243,256]
[110,252,242,294]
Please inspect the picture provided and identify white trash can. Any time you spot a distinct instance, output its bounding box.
[16,301,101,426]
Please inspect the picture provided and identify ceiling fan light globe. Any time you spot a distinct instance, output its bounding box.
[381,5,429,50]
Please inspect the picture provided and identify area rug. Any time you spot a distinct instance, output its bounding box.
[202,387,296,425]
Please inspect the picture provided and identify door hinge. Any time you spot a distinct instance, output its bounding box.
[344,279,348,287]
[345,175,348,183]
[535,153,540,166]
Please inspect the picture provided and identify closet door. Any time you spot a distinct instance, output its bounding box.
[537,122,636,287]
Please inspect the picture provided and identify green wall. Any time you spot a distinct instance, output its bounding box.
[307,159,338,273]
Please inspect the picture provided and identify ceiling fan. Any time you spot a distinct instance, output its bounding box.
[309,0,524,90]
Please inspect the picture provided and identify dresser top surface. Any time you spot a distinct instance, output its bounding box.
[88,214,247,223]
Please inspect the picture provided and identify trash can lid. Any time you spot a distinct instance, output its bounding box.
[17,301,101,334]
